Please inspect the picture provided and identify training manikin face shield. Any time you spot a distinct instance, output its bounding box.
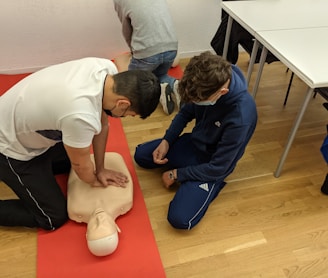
[86,208,121,256]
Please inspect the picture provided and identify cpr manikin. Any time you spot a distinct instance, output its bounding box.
[67,152,133,256]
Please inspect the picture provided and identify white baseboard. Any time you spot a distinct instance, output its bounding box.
[0,66,44,75]
[178,48,246,59]
[178,49,216,59]
[1,48,246,74]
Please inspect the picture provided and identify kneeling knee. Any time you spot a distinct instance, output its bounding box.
[39,211,68,231]
[133,151,144,167]
[167,211,195,230]
[51,213,68,230]
[134,150,154,169]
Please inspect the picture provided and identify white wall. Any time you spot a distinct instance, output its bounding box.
[0,0,221,74]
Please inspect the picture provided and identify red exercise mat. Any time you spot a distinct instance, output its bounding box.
[37,118,165,278]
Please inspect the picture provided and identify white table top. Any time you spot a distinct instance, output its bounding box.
[255,27,328,88]
[221,0,328,35]
[221,0,328,177]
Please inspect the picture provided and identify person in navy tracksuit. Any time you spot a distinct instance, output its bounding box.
[134,51,257,230]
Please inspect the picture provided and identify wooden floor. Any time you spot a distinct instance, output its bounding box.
[1,52,328,277]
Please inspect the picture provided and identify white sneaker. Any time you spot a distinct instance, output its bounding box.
[173,80,181,110]
[160,83,175,115]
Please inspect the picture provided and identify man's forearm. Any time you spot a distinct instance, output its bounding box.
[72,160,97,185]
[92,119,109,173]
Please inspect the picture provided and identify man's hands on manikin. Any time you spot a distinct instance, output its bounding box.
[93,168,129,188]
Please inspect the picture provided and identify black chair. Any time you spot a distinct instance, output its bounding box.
[211,0,293,102]
[315,87,328,102]
[283,70,294,106]
[211,0,278,65]
[283,74,328,107]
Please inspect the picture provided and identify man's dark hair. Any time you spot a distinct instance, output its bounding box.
[112,70,160,119]
[179,51,232,103]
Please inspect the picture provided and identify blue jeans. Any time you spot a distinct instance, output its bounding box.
[129,50,177,89]
[134,134,226,230]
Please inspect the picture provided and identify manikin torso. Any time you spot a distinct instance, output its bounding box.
[67,152,133,256]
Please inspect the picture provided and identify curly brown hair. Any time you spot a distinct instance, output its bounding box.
[178,51,232,103]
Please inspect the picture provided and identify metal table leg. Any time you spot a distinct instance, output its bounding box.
[252,46,267,98]
[246,39,259,85]
[222,15,233,59]
[274,87,314,177]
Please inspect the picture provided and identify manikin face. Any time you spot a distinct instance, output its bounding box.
[86,208,119,256]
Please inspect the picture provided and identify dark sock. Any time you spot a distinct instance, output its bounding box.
[320,174,328,195]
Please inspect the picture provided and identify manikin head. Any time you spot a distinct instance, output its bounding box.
[86,208,120,256]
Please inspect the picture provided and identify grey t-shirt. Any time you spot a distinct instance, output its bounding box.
[114,0,178,59]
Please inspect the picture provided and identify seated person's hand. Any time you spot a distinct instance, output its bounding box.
[153,140,169,164]
[96,168,129,187]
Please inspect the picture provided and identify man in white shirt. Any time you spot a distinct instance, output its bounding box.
[0,57,160,230]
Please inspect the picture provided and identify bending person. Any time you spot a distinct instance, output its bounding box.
[113,0,180,115]
[67,152,133,256]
